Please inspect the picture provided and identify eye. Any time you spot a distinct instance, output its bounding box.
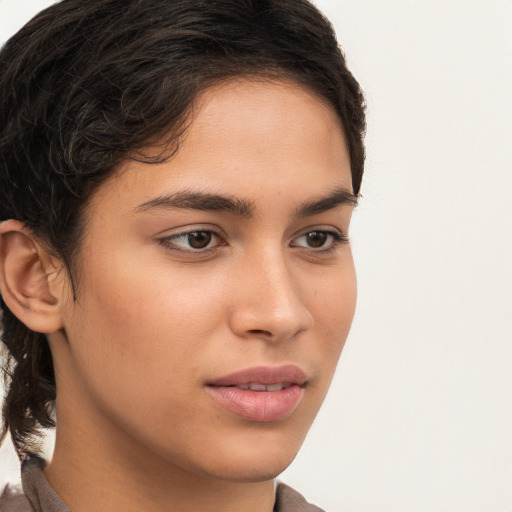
[291,230,347,251]
[159,230,223,252]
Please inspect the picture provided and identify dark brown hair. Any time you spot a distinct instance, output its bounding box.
[0,0,366,457]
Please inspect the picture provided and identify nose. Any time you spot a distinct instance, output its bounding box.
[228,249,313,342]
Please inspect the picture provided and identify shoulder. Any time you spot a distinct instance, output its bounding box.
[1,454,69,512]
[0,484,32,512]
[275,482,326,512]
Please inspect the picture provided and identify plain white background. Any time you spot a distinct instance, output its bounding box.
[1,1,511,511]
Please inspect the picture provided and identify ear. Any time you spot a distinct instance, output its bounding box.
[0,220,64,333]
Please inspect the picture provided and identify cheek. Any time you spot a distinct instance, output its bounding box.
[62,250,226,403]
[308,264,356,397]
[309,259,357,343]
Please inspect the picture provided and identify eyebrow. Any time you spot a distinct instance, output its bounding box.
[295,188,359,217]
[134,190,254,218]
[134,187,358,218]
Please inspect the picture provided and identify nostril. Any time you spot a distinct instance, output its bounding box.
[247,329,272,337]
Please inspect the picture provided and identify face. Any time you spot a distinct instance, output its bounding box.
[53,79,357,483]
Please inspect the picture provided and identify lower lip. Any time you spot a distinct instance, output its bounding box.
[207,385,304,422]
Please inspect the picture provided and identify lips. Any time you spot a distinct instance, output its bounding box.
[206,365,307,422]
[237,382,292,391]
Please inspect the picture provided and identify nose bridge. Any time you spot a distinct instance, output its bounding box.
[229,244,313,341]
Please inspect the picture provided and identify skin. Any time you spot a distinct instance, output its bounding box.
[0,79,357,512]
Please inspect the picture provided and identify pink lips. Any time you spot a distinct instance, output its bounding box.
[206,365,307,422]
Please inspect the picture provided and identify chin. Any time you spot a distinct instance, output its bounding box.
[193,431,304,483]
[207,452,298,483]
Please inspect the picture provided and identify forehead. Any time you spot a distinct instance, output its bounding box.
[190,78,344,144]
[89,78,351,214]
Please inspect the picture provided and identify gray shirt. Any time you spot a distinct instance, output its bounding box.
[1,456,325,512]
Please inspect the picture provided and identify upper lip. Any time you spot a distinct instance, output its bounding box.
[208,364,307,387]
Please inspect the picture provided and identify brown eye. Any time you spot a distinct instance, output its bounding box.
[160,230,221,252]
[291,229,347,251]
[305,231,327,248]
[187,231,213,249]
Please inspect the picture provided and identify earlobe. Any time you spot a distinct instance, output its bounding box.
[0,220,64,333]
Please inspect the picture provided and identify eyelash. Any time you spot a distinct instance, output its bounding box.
[158,230,225,254]
[290,230,348,253]
[157,228,348,255]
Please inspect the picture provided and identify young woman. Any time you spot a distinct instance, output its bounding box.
[0,1,366,510]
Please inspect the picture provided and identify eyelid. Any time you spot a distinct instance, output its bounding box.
[290,227,349,251]
[155,225,349,255]
[156,226,226,254]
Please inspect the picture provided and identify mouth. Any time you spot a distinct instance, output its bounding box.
[235,382,294,391]
[208,364,307,388]
[206,365,307,422]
